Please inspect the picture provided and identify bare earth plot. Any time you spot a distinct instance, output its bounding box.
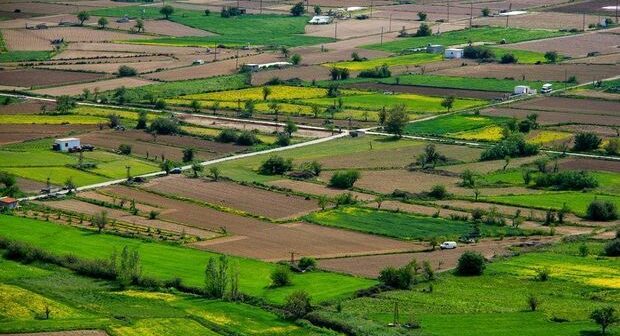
[0,124,97,145]
[251,65,333,84]
[372,3,472,22]
[552,124,618,138]
[0,69,105,88]
[500,28,620,57]
[267,179,376,201]
[0,100,55,114]
[29,77,155,96]
[558,157,620,173]
[0,2,83,15]
[51,50,146,60]
[14,26,153,43]
[439,155,543,174]
[318,236,555,277]
[66,42,207,55]
[564,53,620,64]
[456,0,572,10]
[481,107,620,127]
[100,185,415,261]
[0,14,79,29]
[510,96,620,115]
[368,200,471,218]
[143,176,320,220]
[87,17,214,37]
[305,18,420,40]
[39,57,193,74]
[434,64,620,83]
[472,12,601,30]
[546,0,620,15]
[1,28,54,50]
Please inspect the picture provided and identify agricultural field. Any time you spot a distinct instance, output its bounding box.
[382,74,555,92]
[403,114,509,137]
[327,52,442,71]
[364,27,569,53]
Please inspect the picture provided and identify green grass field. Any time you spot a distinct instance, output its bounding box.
[302,93,487,113]
[327,53,442,71]
[305,207,530,240]
[404,114,509,136]
[0,258,329,335]
[335,241,619,336]
[0,138,159,187]
[0,215,375,304]
[491,48,549,64]
[88,6,332,47]
[484,192,620,216]
[382,74,554,92]
[0,50,53,63]
[363,27,569,53]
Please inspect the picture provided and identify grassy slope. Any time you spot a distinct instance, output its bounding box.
[214,136,421,183]
[305,207,530,240]
[0,215,375,304]
[0,258,328,335]
[88,6,331,47]
[363,27,569,53]
[337,241,619,336]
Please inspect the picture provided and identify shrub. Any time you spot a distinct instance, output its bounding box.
[259,156,293,175]
[590,306,618,336]
[148,117,179,135]
[417,12,427,21]
[118,144,132,155]
[500,53,518,64]
[270,266,292,287]
[428,184,448,199]
[182,148,194,162]
[329,170,360,189]
[358,64,391,78]
[235,131,260,146]
[605,138,620,155]
[587,200,618,221]
[415,22,432,36]
[480,133,539,161]
[471,208,485,222]
[463,46,495,61]
[573,132,602,151]
[544,51,558,63]
[216,129,238,143]
[603,240,620,257]
[378,265,413,289]
[527,294,539,311]
[298,257,316,271]
[118,65,138,77]
[534,267,550,281]
[481,7,490,16]
[334,192,357,206]
[284,290,311,319]
[456,252,485,276]
[290,2,305,16]
[534,171,598,190]
[276,133,291,146]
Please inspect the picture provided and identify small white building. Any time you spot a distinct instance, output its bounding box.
[309,15,333,24]
[53,137,80,152]
[444,48,464,59]
[245,62,292,72]
[193,59,205,65]
[427,44,444,54]
[514,85,536,95]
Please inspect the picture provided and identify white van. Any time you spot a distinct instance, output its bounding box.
[540,83,553,94]
[439,241,457,250]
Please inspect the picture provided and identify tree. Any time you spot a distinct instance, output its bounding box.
[417,12,427,21]
[92,211,109,233]
[136,110,147,129]
[573,132,602,151]
[209,166,220,181]
[270,266,291,287]
[481,7,490,16]
[56,95,76,114]
[182,148,195,163]
[160,160,173,174]
[290,53,302,65]
[429,236,439,250]
[259,156,293,175]
[604,240,620,257]
[116,246,141,288]
[456,252,485,276]
[590,306,617,335]
[160,5,174,19]
[416,144,446,169]
[280,46,290,58]
[527,294,539,311]
[284,119,298,137]
[290,2,304,16]
[604,138,620,155]
[64,177,76,193]
[329,170,360,189]
[134,19,145,33]
[242,100,255,118]
[318,195,329,210]
[500,53,518,64]
[204,255,229,298]
[460,169,476,188]
[97,16,108,29]
[0,172,19,197]
[77,11,90,25]
[378,106,387,125]
[314,4,322,15]
[191,162,203,178]
[422,260,435,281]
[118,143,132,155]
[586,200,618,221]
[284,290,311,319]
[384,104,409,137]
[262,86,272,101]
[544,51,559,63]
[189,99,201,113]
[118,65,137,77]
[415,22,432,37]
[149,117,179,135]
[428,184,448,199]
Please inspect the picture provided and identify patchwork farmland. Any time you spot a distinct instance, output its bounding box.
[0,0,619,335]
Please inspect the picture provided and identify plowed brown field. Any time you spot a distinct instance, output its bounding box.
[435,64,620,83]
[0,69,104,88]
[0,124,97,145]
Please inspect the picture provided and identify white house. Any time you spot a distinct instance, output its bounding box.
[244,62,292,72]
[444,48,464,59]
[309,15,333,24]
[514,85,536,95]
[53,137,80,152]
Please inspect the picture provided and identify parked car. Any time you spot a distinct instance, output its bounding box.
[81,144,95,151]
[170,168,182,174]
[439,241,457,250]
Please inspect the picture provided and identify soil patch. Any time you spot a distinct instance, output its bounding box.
[557,157,620,173]
[435,64,620,83]
[0,124,97,145]
[0,69,104,88]
[29,77,154,96]
[481,107,620,126]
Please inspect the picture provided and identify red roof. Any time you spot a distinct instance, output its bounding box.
[0,197,18,204]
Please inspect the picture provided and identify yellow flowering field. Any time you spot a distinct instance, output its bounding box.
[0,284,79,319]
[449,126,504,141]
[527,130,572,145]
[179,86,329,101]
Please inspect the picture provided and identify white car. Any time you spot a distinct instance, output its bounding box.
[439,241,457,250]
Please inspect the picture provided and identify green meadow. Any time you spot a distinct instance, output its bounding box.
[484,192,620,217]
[382,74,554,92]
[304,207,531,240]
[404,114,509,136]
[0,215,376,304]
[0,258,329,335]
[364,27,569,53]
[336,241,619,336]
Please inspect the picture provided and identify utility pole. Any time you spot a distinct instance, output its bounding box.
[469,2,473,27]
[505,12,509,28]
[289,251,296,264]
[380,26,384,45]
[370,0,373,18]
[260,0,263,14]
[582,13,586,31]
[334,21,338,39]
[389,13,393,32]
[235,48,239,69]
[447,0,450,22]
[616,0,619,23]
[126,166,131,181]
[214,43,217,61]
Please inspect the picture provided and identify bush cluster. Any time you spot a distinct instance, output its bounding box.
[480,134,538,161]
[329,170,360,189]
[358,64,391,78]
[456,251,485,276]
[587,200,618,221]
[378,265,414,289]
[463,46,495,61]
[215,129,260,146]
[148,117,179,135]
[534,171,598,190]
[259,155,293,175]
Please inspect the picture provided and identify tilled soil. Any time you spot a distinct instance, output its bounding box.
[0,69,104,88]
[481,107,620,126]
[435,64,620,83]
[0,124,97,145]
[29,77,155,96]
